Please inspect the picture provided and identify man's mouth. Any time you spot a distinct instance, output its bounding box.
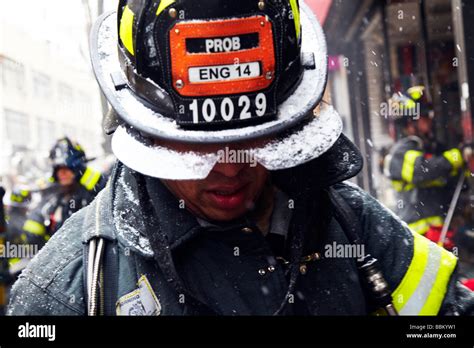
[205,184,249,210]
[213,188,240,195]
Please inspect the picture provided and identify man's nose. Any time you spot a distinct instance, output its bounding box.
[211,162,246,178]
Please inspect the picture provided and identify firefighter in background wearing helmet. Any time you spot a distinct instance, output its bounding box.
[385,86,470,248]
[8,0,474,316]
[21,138,106,250]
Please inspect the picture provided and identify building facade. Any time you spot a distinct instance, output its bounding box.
[0,12,105,185]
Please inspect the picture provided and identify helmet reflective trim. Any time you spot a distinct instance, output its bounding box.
[156,0,176,17]
[289,0,301,39]
[119,5,135,56]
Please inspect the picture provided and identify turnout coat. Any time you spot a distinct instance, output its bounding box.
[7,135,474,315]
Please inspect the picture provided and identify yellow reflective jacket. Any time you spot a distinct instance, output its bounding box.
[385,136,464,234]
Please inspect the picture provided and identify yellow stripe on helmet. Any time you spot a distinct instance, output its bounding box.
[289,0,301,40]
[156,0,176,17]
[120,5,135,56]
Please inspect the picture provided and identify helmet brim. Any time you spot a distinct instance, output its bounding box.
[112,103,342,179]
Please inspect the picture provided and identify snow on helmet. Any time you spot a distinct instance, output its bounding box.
[90,0,343,179]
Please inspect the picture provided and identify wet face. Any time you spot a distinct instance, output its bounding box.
[56,167,75,186]
[159,140,270,222]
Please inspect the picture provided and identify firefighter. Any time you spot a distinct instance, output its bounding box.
[7,0,474,316]
[21,138,106,249]
[385,86,469,244]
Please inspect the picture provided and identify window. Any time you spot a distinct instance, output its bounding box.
[33,72,52,99]
[1,57,25,92]
[62,124,77,140]
[77,91,92,118]
[58,82,74,114]
[4,109,29,146]
[37,118,56,150]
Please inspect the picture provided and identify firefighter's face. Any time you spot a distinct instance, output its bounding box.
[160,140,269,221]
[56,167,75,186]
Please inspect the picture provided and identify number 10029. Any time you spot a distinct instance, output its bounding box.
[187,93,267,124]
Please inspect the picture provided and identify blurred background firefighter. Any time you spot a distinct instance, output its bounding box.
[22,137,106,250]
[384,86,471,250]
[323,0,474,290]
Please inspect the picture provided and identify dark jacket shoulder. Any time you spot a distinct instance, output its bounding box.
[7,194,99,315]
[331,182,413,290]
